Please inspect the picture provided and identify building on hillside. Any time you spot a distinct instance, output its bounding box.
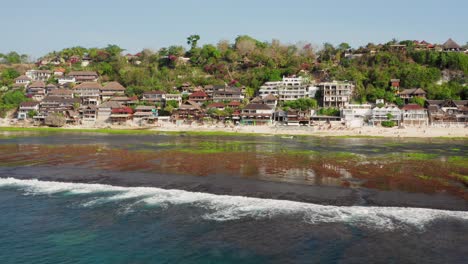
[240,103,274,125]
[317,81,354,108]
[426,100,468,125]
[163,94,182,107]
[73,82,102,105]
[14,75,31,87]
[390,79,400,94]
[109,96,138,106]
[283,110,311,126]
[17,102,39,120]
[258,77,315,102]
[58,75,76,86]
[262,94,278,109]
[442,38,462,52]
[101,82,126,101]
[207,102,225,110]
[340,104,373,127]
[27,81,46,101]
[26,70,52,81]
[188,90,209,105]
[48,89,73,99]
[370,104,402,126]
[141,91,165,105]
[212,87,244,102]
[67,71,99,83]
[401,104,429,126]
[45,83,58,94]
[398,88,426,102]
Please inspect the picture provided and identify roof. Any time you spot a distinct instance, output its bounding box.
[400,88,426,95]
[453,100,468,107]
[207,102,225,108]
[402,104,425,111]
[243,103,272,110]
[179,100,201,110]
[263,94,277,101]
[103,82,126,91]
[73,82,102,90]
[250,97,263,103]
[46,83,57,88]
[135,105,156,110]
[112,107,133,114]
[19,101,39,107]
[42,96,80,104]
[390,79,400,82]
[228,101,241,106]
[49,89,73,95]
[15,75,31,81]
[99,101,123,109]
[68,71,98,76]
[442,38,461,49]
[29,81,46,88]
[189,91,208,97]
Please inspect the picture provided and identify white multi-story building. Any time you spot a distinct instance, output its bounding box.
[341,104,373,127]
[318,81,354,108]
[258,77,315,102]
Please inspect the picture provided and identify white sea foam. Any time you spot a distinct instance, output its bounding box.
[1,177,467,230]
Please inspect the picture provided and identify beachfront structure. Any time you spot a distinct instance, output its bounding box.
[101,82,126,101]
[240,103,274,125]
[172,100,204,120]
[97,101,123,122]
[110,107,133,124]
[258,77,314,102]
[73,82,102,105]
[133,105,157,121]
[370,104,402,126]
[81,105,98,122]
[317,81,354,108]
[26,70,52,81]
[27,81,46,101]
[401,104,429,126]
[426,100,468,125]
[17,102,39,120]
[340,104,373,127]
[67,71,99,83]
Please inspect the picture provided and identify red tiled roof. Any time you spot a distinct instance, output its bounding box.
[189,91,208,98]
[74,82,102,90]
[228,101,241,107]
[207,102,225,108]
[112,107,133,114]
[103,81,126,91]
[402,104,424,110]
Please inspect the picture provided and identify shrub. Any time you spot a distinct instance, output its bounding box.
[381,120,396,127]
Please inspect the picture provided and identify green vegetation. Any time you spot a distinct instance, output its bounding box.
[381,120,396,127]
[404,152,438,160]
[317,108,340,116]
[282,98,317,111]
[0,90,29,117]
[1,37,466,104]
[447,156,468,168]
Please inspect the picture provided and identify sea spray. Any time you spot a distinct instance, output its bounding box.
[1,177,467,230]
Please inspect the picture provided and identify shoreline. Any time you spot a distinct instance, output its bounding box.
[0,124,467,139]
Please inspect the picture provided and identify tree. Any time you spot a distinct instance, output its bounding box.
[105,44,125,57]
[2,90,27,105]
[283,98,318,111]
[187,35,201,51]
[409,97,425,107]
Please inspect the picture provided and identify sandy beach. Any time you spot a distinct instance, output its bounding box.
[1,117,467,138]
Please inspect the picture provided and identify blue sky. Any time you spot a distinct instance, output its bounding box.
[2,0,467,58]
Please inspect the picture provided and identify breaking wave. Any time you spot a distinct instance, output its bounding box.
[1,177,467,230]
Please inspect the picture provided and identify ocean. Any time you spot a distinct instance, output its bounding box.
[0,132,467,263]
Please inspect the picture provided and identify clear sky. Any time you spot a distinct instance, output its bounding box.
[2,0,467,58]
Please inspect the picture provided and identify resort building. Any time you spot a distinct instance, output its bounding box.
[17,102,39,120]
[14,75,31,87]
[370,104,402,126]
[317,81,354,108]
[48,89,74,99]
[97,101,123,122]
[67,71,99,83]
[26,70,52,81]
[27,81,46,101]
[340,104,373,127]
[258,77,315,102]
[188,90,209,105]
[426,100,468,125]
[398,88,426,102]
[240,103,274,125]
[101,82,126,101]
[401,104,429,126]
[73,82,102,105]
[141,91,165,105]
[212,87,244,102]
[442,38,462,52]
